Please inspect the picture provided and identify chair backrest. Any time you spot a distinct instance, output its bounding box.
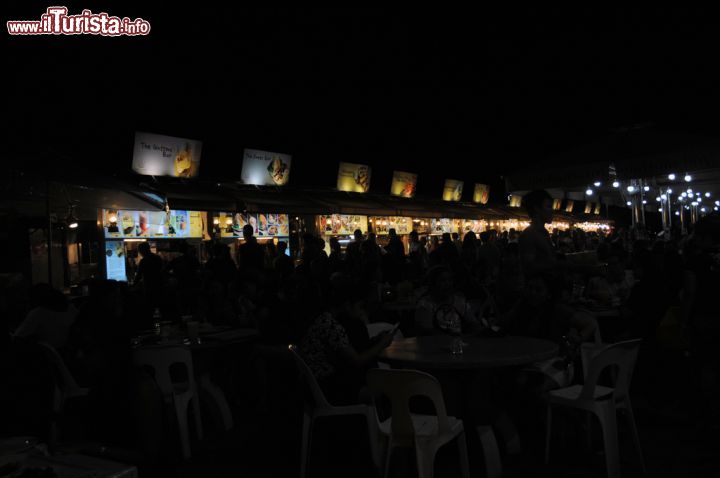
[366,368,450,447]
[133,346,197,399]
[37,342,86,398]
[288,344,332,410]
[580,339,641,401]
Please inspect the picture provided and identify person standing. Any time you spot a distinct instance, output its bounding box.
[135,242,163,307]
[518,190,561,280]
[273,241,295,279]
[346,229,364,273]
[238,224,265,273]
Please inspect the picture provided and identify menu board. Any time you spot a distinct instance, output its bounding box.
[473,184,490,204]
[337,162,372,193]
[443,179,464,202]
[390,171,418,198]
[102,209,206,239]
[371,217,412,235]
[104,240,127,282]
[219,212,290,238]
[241,149,292,186]
[318,215,368,236]
[132,132,202,178]
[430,218,457,234]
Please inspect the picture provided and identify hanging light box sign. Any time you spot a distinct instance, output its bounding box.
[443,179,464,201]
[508,194,522,208]
[337,162,372,193]
[132,132,202,178]
[241,149,292,186]
[565,200,575,213]
[390,171,418,198]
[473,184,490,204]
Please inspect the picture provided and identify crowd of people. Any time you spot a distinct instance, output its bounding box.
[1,191,719,473]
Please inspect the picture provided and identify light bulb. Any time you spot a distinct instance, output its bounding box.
[226,218,233,226]
[108,215,118,224]
[586,188,593,195]
[659,208,663,213]
[627,185,635,192]
[642,200,647,204]
[692,201,698,206]
[685,174,692,182]
[643,186,650,192]
[681,192,687,197]
[687,189,693,194]
[68,221,78,229]
[656,197,661,202]
[667,188,672,194]
[594,181,601,187]
[612,181,620,188]
[213,218,220,225]
[715,201,720,206]
[626,201,632,206]
[701,207,707,212]
[705,192,711,197]
[668,173,676,180]
[675,211,680,216]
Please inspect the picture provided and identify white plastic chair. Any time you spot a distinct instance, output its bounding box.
[37,342,89,413]
[133,346,203,460]
[288,344,381,478]
[366,368,470,478]
[545,339,645,478]
[38,342,90,446]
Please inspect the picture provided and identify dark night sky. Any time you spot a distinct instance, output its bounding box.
[6,6,720,194]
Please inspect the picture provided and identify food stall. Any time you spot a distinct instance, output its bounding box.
[369,216,414,252]
[316,214,369,254]
[215,211,291,259]
[100,208,209,282]
[429,218,458,236]
[458,219,490,236]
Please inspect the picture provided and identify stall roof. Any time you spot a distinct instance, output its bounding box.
[1,171,165,220]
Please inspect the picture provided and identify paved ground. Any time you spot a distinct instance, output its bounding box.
[131,391,719,478]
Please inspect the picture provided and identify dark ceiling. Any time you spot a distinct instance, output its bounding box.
[5,6,720,195]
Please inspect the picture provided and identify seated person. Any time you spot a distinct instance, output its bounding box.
[585,253,633,307]
[14,283,77,350]
[414,266,484,335]
[299,275,393,405]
